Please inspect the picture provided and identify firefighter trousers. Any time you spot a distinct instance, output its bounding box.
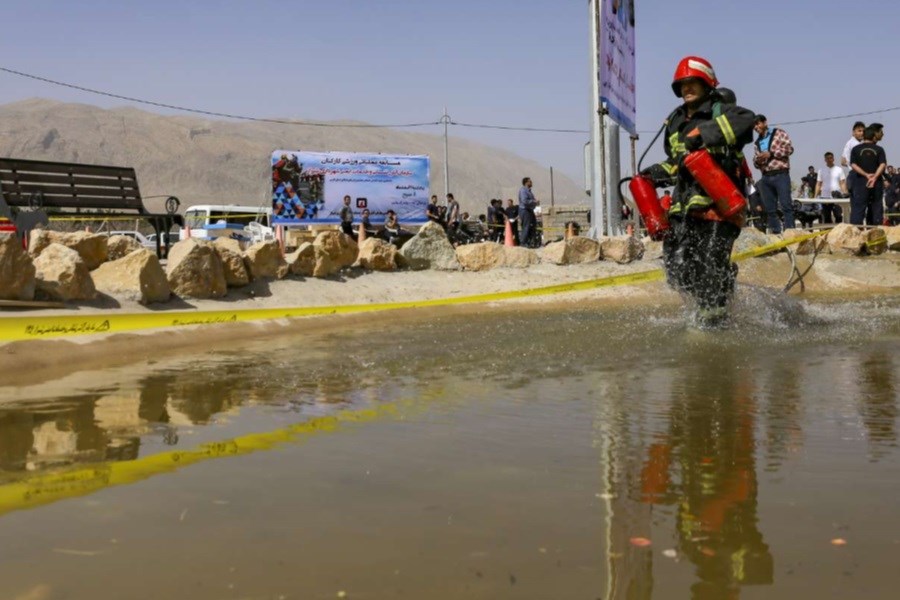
[663,218,740,311]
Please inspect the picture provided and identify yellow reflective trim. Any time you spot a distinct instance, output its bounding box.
[661,162,678,175]
[669,133,686,155]
[685,195,714,210]
[717,115,737,145]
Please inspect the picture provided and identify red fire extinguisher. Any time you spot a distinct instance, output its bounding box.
[682,149,747,219]
[628,175,671,241]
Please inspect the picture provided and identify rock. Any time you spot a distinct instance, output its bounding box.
[166,239,227,298]
[213,238,249,287]
[863,228,888,256]
[29,230,108,269]
[286,242,316,277]
[0,232,36,300]
[243,240,288,280]
[502,245,540,268]
[826,223,866,255]
[781,229,827,256]
[398,221,460,270]
[32,243,96,301]
[356,237,398,271]
[732,228,771,256]
[312,246,339,278]
[885,226,900,251]
[313,231,358,269]
[456,242,505,271]
[107,234,143,261]
[540,240,567,265]
[600,236,644,264]
[541,236,600,265]
[641,237,664,261]
[92,248,170,304]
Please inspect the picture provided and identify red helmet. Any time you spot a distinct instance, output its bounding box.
[671,56,718,97]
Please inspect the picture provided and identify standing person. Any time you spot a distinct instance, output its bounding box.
[849,126,887,225]
[841,121,866,168]
[425,195,441,223]
[800,166,818,198]
[492,200,507,243]
[753,115,795,233]
[339,195,354,236]
[446,193,460,232]
[841,121,865,197]
[640,56,755,327]
[814,152,847,224]
[504,198,519,244]
[518,177,539,247]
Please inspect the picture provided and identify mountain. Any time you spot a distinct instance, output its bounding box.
[0,99,586,217]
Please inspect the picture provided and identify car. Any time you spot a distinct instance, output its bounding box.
[145,232,178,248]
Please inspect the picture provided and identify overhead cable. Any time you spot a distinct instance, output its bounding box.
[3,65,900,134]
[0,66,439,129]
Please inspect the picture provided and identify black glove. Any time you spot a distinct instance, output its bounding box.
[640,165,671,187]
[684,133,704,152]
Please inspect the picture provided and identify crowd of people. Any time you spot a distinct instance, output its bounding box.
[747,119,897,231]
[337,177,545,250]
[420,180,545,248]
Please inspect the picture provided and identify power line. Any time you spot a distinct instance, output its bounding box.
[451,120,588,134]
[774,105,900,126]
[4,65,900,135]
[0,66,439,129]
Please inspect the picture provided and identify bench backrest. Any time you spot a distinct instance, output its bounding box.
[0,158,146,213]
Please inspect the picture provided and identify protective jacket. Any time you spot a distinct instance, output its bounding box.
[645,95,755,218]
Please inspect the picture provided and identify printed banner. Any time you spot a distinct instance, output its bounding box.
[598,0,636,134]
[271,150,430,225]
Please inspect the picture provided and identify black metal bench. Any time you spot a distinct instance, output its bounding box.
[0,157,183,257]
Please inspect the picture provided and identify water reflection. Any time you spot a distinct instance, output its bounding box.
[858,351,898,459]
[600,315,900,598]
[0,298,898,598]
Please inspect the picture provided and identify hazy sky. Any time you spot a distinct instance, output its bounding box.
[1,0,898,189]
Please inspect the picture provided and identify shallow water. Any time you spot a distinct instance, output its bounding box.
[1,290,899,599]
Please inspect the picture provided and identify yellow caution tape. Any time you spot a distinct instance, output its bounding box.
[0,229,832,343]
[0,401,409,517]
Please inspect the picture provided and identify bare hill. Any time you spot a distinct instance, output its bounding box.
[0,99,586,217]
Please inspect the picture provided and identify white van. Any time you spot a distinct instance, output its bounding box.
[180,205,272,243]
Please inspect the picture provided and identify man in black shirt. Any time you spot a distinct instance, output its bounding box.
[425,195,441,223]
[849,126,887,225]
[800,166,817,198]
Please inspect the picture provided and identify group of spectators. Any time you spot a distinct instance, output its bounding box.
[749,117,896,231]
[423,177,544,247]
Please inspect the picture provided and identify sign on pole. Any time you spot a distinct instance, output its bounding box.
[598,0,636,135]
[271,151,430,225]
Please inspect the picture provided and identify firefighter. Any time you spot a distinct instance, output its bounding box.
[641,56,756,327]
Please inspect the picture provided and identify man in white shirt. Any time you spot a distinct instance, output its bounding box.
[815,151,847,223]
[841,121,865,167]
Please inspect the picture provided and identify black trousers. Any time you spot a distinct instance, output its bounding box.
[849,178,884,226]
[663,218,740,311]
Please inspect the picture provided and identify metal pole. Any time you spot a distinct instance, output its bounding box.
[588,0,605,237]
[630,135,638,176]
[603,115,621,236]
[550,166,556,209]
[441,107,451,197]
[598,106,608,238]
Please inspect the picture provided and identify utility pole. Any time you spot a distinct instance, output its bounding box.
[441,107,451,197]
[588,0,606,237]
[550,166,556,209]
